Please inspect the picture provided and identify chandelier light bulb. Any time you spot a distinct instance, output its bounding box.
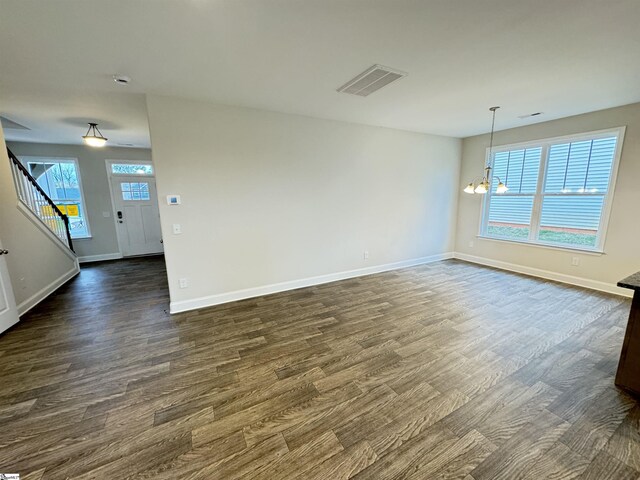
[474,182,488,194]
[82,123,108,147]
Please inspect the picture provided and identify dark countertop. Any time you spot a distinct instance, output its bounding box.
[618,271,640,291]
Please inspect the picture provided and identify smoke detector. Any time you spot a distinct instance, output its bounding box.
[337,64,407,97]
[113,74,131,85]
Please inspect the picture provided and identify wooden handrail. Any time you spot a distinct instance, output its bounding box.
[7,149,66,215]
[6,147,74,252]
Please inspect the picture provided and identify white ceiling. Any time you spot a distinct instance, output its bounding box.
[1,0,639,148]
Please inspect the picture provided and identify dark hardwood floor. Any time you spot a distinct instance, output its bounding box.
[1,256,639,479]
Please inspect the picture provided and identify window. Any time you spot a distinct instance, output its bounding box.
[24,158,91,238]
[121,182,150,201]
[111,163,153,175]
[480,128,624,252]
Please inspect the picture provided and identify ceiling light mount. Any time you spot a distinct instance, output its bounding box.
[82,122,108,147]
[464,106,508,195]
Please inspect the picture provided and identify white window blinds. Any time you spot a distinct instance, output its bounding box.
[481,129,623,251]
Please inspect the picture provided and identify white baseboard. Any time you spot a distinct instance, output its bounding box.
[453,252,633,298]
[78,253,123,263]
[17,263,80,316]
[170,252,454,314]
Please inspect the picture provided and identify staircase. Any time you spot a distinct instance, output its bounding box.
[7,147,74,252]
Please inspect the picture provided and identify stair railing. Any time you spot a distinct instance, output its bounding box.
[7,148,74,252]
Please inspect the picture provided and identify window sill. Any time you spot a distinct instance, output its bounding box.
[476,235,604,256]
[72,236,93,240]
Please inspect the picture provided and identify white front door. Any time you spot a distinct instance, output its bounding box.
[110,175,164,257]
[0,238,19,334]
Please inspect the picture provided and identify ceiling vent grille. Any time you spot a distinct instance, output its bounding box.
[518,112,544,119]
[0,115,30,130]
[337,64,407,97]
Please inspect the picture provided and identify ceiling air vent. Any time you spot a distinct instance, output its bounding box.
[0,115,30,130]
[518,112,544,119]
[337,64,407,97]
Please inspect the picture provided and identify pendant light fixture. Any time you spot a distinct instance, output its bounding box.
[464,107,508,194]
[82,123,108,147]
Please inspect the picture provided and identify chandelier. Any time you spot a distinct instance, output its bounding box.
[464,107,508,194]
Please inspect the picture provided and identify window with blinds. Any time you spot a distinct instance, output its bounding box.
[486,147,541,240]
[481,128,624,251]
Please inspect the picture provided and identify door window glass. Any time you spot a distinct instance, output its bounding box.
[121,182,150,201]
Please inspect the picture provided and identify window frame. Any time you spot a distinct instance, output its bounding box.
[19,156,92,240]
[478,126,626,253]
[119,181,152,201]
[107,159,154,176]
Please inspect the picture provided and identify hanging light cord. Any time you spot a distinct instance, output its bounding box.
[94,124,105,138]
[488,110,496,162]
[464,106,507,194]
[487,106,499,170]
[84,123,106,139]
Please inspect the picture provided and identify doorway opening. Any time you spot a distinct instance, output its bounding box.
[106,160,164,257]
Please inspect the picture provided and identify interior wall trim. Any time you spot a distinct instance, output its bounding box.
[17,262,80,316]
[169,252,455,314]
[453,252,632,298]
[78,253,123,263]
[16,202,77,261]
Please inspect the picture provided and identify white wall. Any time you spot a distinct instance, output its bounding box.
[6,141,152,262]
[147,95,461,312]
[0,128,79,314]
[455,103,640,295]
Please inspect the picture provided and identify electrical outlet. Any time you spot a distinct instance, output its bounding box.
[469,240,474,248]
[364,250,369,260]
[173,224,182,235]
[179,278,188,288]
[571,257,580,266]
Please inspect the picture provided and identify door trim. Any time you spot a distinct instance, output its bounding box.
[0,238,20,331]
[105,159,158,258]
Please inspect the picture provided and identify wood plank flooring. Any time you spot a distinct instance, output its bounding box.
[0,256,639,479]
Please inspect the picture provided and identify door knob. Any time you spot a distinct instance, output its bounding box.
[0,249,8,255]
